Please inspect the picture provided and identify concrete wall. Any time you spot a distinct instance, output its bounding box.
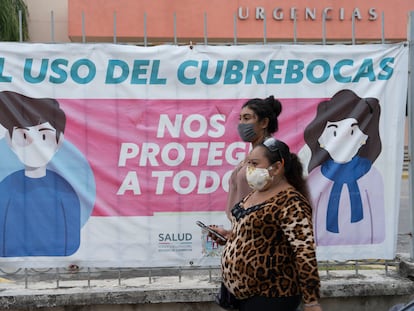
[1,265,414,311]
[1,288,414,311]
[4,299,414,311]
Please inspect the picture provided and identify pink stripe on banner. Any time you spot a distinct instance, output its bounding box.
[58,98,323,216]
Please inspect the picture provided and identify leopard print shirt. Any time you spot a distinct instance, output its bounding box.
[221,187,320,304]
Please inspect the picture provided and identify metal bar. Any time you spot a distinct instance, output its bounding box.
[144,13,147,47]
[293,14,297,43]
[173,12,177,45]
[204,12,208,45]
[82,11,86,43]
[56,268,59,288]
[24,268,28,289]
[113,11,117,44]
[381,11,385,44]
[263,13,267,44]
[50,10,55,43]
[322,11,326,45]
[352,14,355,45]
[408,11,414,260]
[233,13,237,45]
[18,10,23,42]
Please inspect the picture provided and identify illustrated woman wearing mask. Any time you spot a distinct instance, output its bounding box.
[225,96,282,219]
[304,89,385,246]
[210,137,322,311]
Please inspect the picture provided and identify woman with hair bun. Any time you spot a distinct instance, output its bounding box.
[225,96,283,219]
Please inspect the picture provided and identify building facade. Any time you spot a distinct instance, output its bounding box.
[26,0,414,44]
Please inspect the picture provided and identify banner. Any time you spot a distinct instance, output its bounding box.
[0,42,408,267]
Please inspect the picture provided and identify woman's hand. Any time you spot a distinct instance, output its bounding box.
[207,225,230,245]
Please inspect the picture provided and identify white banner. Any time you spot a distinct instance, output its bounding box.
[0,42,408,267]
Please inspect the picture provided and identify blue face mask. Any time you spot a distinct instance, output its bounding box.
[237,123,257,142]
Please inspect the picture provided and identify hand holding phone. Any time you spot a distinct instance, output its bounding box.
[196,221,227,242]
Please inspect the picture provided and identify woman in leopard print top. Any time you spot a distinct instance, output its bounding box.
[211,137,322,311]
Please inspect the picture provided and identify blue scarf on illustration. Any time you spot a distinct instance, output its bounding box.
[321,156,372,233]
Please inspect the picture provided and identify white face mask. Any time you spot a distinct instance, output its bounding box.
[246,166,273,191]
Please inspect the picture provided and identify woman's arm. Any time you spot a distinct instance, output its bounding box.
[279,193,322,308]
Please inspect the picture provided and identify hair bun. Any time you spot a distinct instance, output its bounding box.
[265,95,282,118]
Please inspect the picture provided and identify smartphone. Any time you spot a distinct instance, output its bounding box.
[196,221,227,242]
